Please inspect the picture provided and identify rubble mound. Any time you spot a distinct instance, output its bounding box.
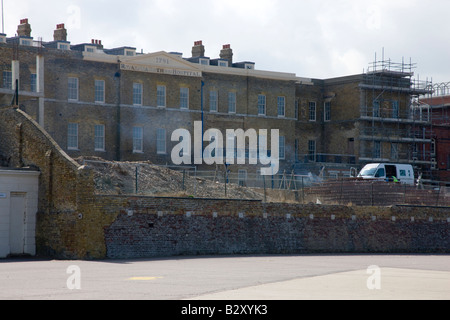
[75,157,266,200]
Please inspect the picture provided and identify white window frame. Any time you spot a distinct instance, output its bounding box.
[210,90,218,112]
[238,169,247,187]
[94,124,105,152]
[2,71,12,89]
[309,102,316,122]
[58,43,70,51]
[258,94,266,116]
[180,87,189,109]
[324,101,331,122]
[228,92,236,114]
[133,83,143,106]
[157,85,166,107]
[68,123,79,150]
[156,128,167,155]
[30,73,37,93]
[308,140,316,162]
[94,80,105,104]
[68,77,79,101]
[279,136,285,160]
[277,96,285,117]
[133,127,144,153]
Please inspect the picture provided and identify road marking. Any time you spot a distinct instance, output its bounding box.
[128,277,163,281]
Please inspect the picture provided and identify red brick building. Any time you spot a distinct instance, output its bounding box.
[419,94,450,183]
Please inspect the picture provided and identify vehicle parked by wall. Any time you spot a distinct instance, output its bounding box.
[358,163,415,185]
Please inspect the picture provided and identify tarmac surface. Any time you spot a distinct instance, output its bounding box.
[0,254,449,301]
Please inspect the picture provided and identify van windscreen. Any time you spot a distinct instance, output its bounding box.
[359,167,377,177]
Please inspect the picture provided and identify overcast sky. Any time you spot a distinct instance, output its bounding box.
[4,0,450,83]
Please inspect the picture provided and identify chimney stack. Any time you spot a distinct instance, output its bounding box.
[220,44,233,66]
[192,40,205,58]
[17,18,32,37]
[54,23,67,42]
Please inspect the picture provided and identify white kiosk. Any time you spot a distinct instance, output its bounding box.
[0,169,39,258]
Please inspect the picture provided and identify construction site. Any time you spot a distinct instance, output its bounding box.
[73,56,450,208]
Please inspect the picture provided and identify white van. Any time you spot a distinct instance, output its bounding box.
[358,163,415,185]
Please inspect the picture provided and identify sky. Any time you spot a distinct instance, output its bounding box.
[3,0,450,83]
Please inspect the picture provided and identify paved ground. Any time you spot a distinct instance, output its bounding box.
[0,254,449,301]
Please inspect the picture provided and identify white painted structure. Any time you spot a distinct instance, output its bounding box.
[0,169,39,258]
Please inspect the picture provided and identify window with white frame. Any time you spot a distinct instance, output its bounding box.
[68,77,79,101]
[279,136,285,160]
[308,140,316,161]
[238,170,247,187]
[210,90,218,112]
[199,58,209,65]
[156,128,166,154]
[157,85,166,107]
[258,94,266,116]
[30,74,37,92]
[94,80,105,103]
[133,127,143,153]
[228,92,236,114]
[309,102,316,121]
[133,83,143,106]
[3,71,12,89]
[324,101,331,122]
[180,87,189,109]
[68,123,79,150]
[277,96,285,117]
[94,125,105,151]
[58,43,70,51]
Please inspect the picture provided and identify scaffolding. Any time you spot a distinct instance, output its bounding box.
[359,54,435,180]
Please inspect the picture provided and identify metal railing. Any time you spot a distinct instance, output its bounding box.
[82,159,450,206]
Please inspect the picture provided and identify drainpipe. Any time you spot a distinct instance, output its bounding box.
[201,80,205,151]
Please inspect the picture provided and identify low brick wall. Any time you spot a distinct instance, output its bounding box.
[101,196,450,259]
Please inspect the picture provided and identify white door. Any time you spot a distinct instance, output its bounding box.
[10,193,26,255]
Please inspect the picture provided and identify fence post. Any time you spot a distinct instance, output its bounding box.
[302,177,305,204]
[135,166,138,194]
[224,170,227,198]
[263,175,267,203]
[436,185,441,207]
[371,182,374,207]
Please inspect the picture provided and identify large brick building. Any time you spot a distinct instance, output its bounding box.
[419,92,450,182]
[0,19,440,184]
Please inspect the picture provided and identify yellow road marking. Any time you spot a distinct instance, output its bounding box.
[128,277,163,281]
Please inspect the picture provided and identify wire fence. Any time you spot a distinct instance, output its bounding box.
[82,159,450,207]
